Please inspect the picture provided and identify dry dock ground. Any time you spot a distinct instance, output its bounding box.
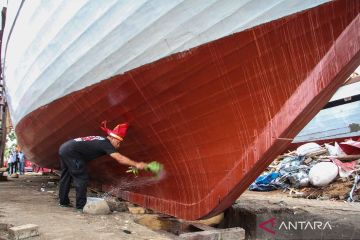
[1,174,359,239]
[0,174,172,240]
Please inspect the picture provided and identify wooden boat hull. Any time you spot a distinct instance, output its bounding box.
[6,0,360,219]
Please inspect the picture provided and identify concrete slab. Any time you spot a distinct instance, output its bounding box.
[8,224,39,240]
[0,223,9,231]
[220,190,360,239]
[179,227,245,240]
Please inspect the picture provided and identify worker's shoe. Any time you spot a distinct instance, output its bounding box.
[59,203,73,208]
[75,208,83,213]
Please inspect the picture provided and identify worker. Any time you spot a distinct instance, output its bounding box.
[58,121,148,211]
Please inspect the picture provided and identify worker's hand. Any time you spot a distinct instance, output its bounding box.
[135,162,147,170]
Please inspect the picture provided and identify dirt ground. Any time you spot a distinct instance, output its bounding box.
[239,189,360,213]
[1,174,359,240]
[0,174,173,240]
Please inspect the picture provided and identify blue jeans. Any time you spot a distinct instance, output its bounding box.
[19,162,25,174]
[8,162,13,174]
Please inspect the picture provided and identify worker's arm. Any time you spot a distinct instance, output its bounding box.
[110,152,147,170]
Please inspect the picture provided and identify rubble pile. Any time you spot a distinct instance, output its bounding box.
[250,139,360,202]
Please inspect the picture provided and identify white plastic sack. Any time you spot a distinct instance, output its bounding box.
[299,177,309,187]
[309,162,338,187]
[83,197,110,215]
[296,142,322,156]
[324,142,347,157]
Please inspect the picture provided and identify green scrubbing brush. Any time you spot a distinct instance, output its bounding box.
[145,161,163,177]
[126,161,163,177]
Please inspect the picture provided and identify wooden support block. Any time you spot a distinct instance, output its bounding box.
[193,213,224,226]
[128,206,146,214]
[305,149,327,157]
[189,223,215,231]
[0,175,7,181]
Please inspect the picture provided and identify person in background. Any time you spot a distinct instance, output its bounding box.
[14,149,19,174]
[9,149,18,175]
[7,153,14,175]
[18,151,25,175]
[58,121,148,211]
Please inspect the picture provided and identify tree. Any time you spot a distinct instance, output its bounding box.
[4,128,17,161]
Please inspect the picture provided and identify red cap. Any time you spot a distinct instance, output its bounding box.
[100,121,129,141]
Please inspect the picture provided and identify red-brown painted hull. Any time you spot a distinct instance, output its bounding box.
[16,0,360,220]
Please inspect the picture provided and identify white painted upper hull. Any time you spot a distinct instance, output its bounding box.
[1,0,329,126]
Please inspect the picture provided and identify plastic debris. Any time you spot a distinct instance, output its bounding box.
[339,139,360,155]
[249,139,360,201]
[309,162,338,187]
[347,175,360,202]
[332,159,357,178]
[249,172,280,191]
[325,142,346,157]
[296,142,322,156]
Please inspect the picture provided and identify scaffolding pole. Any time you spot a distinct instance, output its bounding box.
[0,7,7,168]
